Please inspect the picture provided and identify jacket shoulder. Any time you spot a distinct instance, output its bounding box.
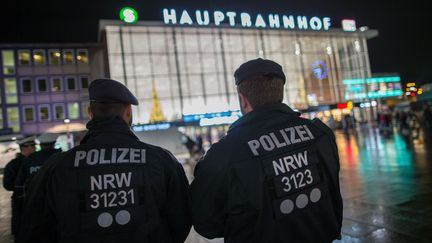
[309,118,335,140]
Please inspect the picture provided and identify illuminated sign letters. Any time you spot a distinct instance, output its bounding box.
[163,9,332,31]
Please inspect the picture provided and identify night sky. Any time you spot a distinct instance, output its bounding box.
[1,0,430,85]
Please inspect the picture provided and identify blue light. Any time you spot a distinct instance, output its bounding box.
[132,123,171,132]
[183,110,241,123]
[343,76,401,85]
[312,60,328,80]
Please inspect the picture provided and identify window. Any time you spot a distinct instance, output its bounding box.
[39,105,50,121]
[18,50,31,65]
[66,77,77,91]
[51,77,63,92]
[54,104,65,120]
[4,78,18,103]
[48,49,61,64]
[80,76,89,89]
[23,106,35,122]
[2,50,15,74]
[7,107,20,132]
[21,78,33,93]
[68,102,80,119]
[63,49,74,64]
[33,49,46,65]
[0,110,3,129]
[37,77,48,92]
[81,101,90,119]
[76,49,89,64]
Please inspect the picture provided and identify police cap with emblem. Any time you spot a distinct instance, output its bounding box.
[234,58,286,85]
[37,133,59,145]
[89,78,139,105]
[16,136,36,146]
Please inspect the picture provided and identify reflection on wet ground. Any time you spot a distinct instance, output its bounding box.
[335,126,432,243]
[0,126,431,242]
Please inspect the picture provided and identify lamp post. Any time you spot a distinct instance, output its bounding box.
[64,119,71,150]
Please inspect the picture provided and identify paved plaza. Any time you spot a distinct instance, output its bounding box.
[1,126,431,242]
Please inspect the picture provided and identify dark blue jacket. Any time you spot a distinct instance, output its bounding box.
[18,117,191,243]
[190,103,343,243]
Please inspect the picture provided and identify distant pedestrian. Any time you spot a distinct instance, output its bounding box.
[2,136,36,238]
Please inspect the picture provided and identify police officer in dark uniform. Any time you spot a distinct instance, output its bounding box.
[190,58,343,243]
[18,79,191,243]
[15,133,61,200]
[3,136,36,238]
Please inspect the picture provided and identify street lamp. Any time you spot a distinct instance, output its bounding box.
[64,119,71,149]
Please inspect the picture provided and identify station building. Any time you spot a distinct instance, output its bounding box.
[99,10,390,125]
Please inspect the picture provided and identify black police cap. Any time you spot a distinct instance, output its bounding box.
[234,58,286,85]
[89,79,139,105]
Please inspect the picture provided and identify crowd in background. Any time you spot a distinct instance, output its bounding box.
[377,101,431,146]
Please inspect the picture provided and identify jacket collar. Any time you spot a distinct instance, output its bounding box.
[228,103,300,133]
[80,116,139,144]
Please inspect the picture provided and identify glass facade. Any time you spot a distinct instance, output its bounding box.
[104,24,373,124]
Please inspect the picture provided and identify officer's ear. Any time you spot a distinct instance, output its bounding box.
[238,91,253,115]
[123,104,133,126]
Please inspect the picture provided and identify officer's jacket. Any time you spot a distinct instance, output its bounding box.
[190,103,343,243]
[18,117,191,243]
[15,148,61,198]
[3,153,25,193]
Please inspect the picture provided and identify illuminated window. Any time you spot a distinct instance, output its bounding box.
[68,102,80,119]
[21,78,33,93]
[4,78,18,103]
[80,76,89,89]
[76,49,89,64]
[39,105,50,121]
[18,50,31,65]
[2,50,15,75]
[81,101,90,118]
[33,49,46,65]
[48,49,61,64]
[66,77,77,91]
[23,106,35,122]
[51,77,63,92]
[63,49,75,64]
[54,104,65,120]
[37,77,48,92]
[0,110,3,129]
[7,107,20,132]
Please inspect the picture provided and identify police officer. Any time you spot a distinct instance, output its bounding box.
[15,133,61,200]
[18,79,191,243]
[190,58,343,243]
[3,136,36,237]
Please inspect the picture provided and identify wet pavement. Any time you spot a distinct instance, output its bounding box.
[0,126,431,242]
[334,126,432,243]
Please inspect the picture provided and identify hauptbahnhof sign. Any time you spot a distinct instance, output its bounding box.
[162,9,332,31]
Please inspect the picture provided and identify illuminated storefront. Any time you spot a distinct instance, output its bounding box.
[100,7,379,126]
